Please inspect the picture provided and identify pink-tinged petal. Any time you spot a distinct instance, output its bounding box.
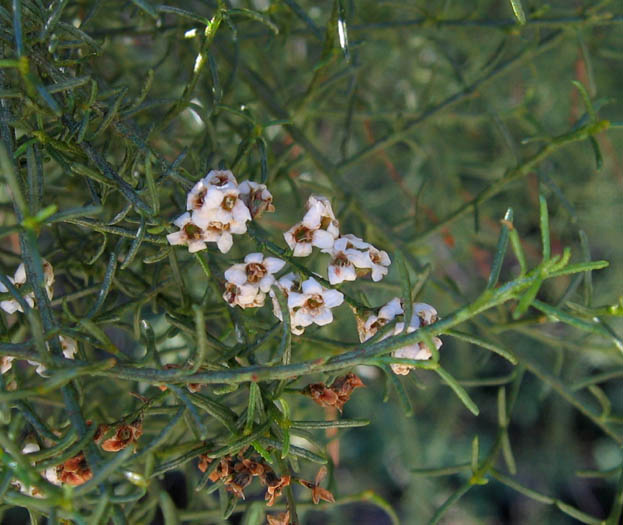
[322,289,344,308]
[188,240,208,253]
[291,323,305,335]
[390,363,411,375]
[287,292,307,309]
[377,250,391,265]
[0,356,14,374]
[166,231,186,246]
[0,281,7,293]
[312,308,333,326]
[216,233,233,253]
[258,275,275,293]
[244,253,264,264]
[173,212,191,228]
[293,243,313,257]
[413,345,432,360]
[301,277,323,295]
[224,265,247,286]
[264,257,285,274]
[413,303,438,324]
[326,222,340,239]
[0,300,19,314]
[311,230,334,250]
[327,265,343,285]
[301,204,322,229]
[204,169,237,187]
[210,207,233,224]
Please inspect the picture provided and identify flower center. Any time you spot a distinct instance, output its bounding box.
[183,222,203,240]
[118,427,132,441]
[207,221,230,232]
[246,262,267,283]
[192,189,206,209]
[320,216,333,230]
[305,294,324,310]
[222,194,237,211]
[213,174,230,187]
[369,251,381,264]
[293,225,313,243]
[223,283,238,303]
[333,252,349,267]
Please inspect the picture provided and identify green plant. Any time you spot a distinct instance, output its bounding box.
[0,1,622,524]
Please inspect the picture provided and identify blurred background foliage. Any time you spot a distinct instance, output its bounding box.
[1,0,622,523]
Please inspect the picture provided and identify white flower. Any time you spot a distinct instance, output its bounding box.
[324,234,390,284]
[223,282,265,309]
[285,277,344,334]
[1,356,14,374]
[326,234,390,284]
[284,195,340,257]
[238,181,275,219]
[166,212,208,253]
[225,253,286,293]
[359,298,442,375]
[0,260,54,314]
[192,184,251,228]
[28,335,78,377]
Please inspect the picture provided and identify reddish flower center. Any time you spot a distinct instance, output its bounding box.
[293,225,313,243]
[183,222,203,240]
[305,294,324,310]
[213,174,230,187]
[222,194,237,211]
[370,251,381,264]
[333,252,349,267]
[192,189,206,209]
[246,262,267,283]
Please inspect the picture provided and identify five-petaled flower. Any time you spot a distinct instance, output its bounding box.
[238,180,275,219]
[223,253,286,309]
[324,234,391,285]
[284,195,340,257]
[283,277,344,335]
[299,467,335,505]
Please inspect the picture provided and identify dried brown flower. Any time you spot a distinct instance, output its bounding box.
[100,419,142,452]
[57,452,92,486]
[198,454,213,473]
[264,471,291,507]
[303,373,365,412]
[299,467,335,505]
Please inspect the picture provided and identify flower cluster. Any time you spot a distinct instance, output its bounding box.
[198,450,290,506]
[11,442,61,497]
[167,170,273,253]
[359,298,442,375]
[302,372,365,412]
[0,261,78,377]
[271,275,344,335]
[284,195,391,284]
[223,253,285,308]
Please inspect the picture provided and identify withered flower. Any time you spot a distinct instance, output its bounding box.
[57,452,92,486]
[198,454,213,473]
[264,471,291,507]
[101,419,143,452]
[303,373,365,412]
[299,467,335,505]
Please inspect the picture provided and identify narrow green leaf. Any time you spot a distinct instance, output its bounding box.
[539,194,551,261]
[509,0,526,24]
[383,365,413,417]
[487,208,513,289]
[228,8,279,35]
[491,469,554,504]
[555,501,601,524]
[435,366,480,416]
[130,0,159,19]
[446,330,517,364]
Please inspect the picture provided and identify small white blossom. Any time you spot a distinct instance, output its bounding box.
[284,195,340,257]
[324,234,391,285]
[166,212,208,253]
[286,277,344,334]
[238,180,275,219]
[28,335,78,377]
[225,253,286,294]
[1,356,14,374]
[359,298,442,375]
[223,282,265,309]
[0,260,54,314]
[270,273,304,334]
